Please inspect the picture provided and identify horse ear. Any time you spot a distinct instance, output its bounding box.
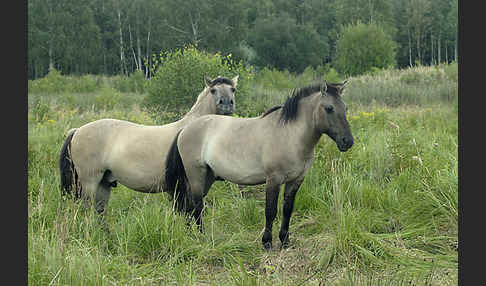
[232,75,239,88]
[338,79,349,95]
[321,81,328,94]
[204,75,213,87]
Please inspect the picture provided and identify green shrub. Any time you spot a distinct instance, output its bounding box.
[94,86,121,110]
[28,68,69,94]
[112,70,148,94]
[31,97,52,123]
[28,69,105,94]
[143,45,252,120]
[252,67,295,91]
[334,22,397,76]
[66,74,102,93]
[324,65,343,83]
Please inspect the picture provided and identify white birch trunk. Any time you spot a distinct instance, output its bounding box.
[145,18,151,79]
[118,9,125,75]
[437,34,441,64]
[408,28,412,67]
[431,33,434,65]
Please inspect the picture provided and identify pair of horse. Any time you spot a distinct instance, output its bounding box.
[59,75,353,250]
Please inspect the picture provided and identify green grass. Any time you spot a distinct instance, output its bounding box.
[28,64,458,285]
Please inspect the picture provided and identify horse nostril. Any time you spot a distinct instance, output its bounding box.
[219,99,223,104]
[343,137,353,147]
[230,99,234,105]
[342,137,348,145]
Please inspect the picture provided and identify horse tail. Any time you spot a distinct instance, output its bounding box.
[165,130,191,213]
[59,128,80,199]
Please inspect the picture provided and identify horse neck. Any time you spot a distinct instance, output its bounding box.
[179,89,215,124]
[282,94,323,155]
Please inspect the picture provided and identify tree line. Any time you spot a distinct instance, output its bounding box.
[28,0,458,79]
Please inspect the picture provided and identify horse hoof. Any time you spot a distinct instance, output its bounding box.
[280,241,290,250]
[263,242,272,251]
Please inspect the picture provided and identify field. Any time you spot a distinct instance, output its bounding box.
[28,64,458,285]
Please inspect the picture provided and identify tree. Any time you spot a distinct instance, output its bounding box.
[248,14,328,73]
[334,22,396,76]
[445,0,458,62]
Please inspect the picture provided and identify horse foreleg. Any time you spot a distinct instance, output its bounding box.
[262,177,283,250]
[279,179,303,249]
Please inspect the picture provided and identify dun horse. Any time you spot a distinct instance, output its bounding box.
[165,81,353,250]
[59,75,238,215]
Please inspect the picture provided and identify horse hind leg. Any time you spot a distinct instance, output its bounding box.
[94,170,116,215]
[184,165,215,232]
[77,170,106,211]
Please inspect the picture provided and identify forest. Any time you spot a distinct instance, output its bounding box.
[28,0,458,79]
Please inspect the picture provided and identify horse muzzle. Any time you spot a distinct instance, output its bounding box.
[336,135,354,152]
[217,104,234,115]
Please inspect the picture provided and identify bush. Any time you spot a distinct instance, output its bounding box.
[143,45,253,120]
[94,86,121,110]
[28,68,69,94]
[252,67,295,91]
[112,70,148,94]
[334,22,397,76]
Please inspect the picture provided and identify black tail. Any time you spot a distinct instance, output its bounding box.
[165,130,191,213]
[59,128,80,199]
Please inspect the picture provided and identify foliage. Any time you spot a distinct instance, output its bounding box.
[111,70,148,94]
[249,14,329,73]
[334,22,397,76]
[143,46,253,120]
[28,68,103,94]
[28,0,458,78]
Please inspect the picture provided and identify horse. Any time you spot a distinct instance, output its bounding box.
[165,81,353,250]
[59,75,239,215]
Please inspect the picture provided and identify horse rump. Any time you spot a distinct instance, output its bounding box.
[165,130,192,213]
[59,128,81,199]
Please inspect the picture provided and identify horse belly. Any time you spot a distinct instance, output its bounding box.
[110,161,164,193]
[105,129,173,193]
[208,156,266,185]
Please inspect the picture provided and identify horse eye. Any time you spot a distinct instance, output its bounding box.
[325,105,334,113]
[231,87,236,93]
[210,88,216,94]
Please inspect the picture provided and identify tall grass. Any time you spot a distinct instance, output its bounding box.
[28,64,457,285]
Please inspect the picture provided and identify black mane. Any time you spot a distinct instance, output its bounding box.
[209,76,234,87]
[260,81,345,122]
[279,82,326,124]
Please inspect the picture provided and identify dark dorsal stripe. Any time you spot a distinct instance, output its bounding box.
[260,105,282,118]
[209,77,234,87]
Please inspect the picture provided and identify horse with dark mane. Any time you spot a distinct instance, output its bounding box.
[165,81,353,250]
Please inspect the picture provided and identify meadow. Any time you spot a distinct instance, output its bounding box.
[28,64,458,285]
